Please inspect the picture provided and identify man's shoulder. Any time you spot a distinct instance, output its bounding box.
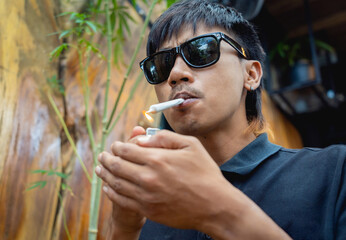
[276,143,346,164]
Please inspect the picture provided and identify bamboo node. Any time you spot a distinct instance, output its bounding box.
[89,228,98,233]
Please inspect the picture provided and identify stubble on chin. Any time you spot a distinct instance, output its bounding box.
[172,120,205,136]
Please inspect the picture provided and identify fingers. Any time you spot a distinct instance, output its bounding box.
[128,126,146,141]
[137,130,196,150]
[98,151,143,184]
[110,141,161,165]
[102,184,142,212]
[96,163,141,199]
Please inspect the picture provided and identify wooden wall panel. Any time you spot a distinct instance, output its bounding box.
[262,90,303,149]
[0,0,62,239]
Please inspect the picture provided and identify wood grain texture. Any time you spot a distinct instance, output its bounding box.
[0,0,62,239]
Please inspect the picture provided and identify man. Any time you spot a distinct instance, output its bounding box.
[95,0,346,239]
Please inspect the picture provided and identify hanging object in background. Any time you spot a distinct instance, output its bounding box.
[216,0,265,20]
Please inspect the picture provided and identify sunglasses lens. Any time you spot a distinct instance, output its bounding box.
[143,51,175,84]
[182,36,219,67]
[142,35,220,84]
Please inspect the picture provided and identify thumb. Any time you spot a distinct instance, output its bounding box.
[128,126,146,140]
[137,130,191,150]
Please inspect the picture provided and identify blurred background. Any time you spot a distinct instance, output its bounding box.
[1,0,345,239]
[245,0,346,147]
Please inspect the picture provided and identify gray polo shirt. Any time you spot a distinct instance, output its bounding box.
[140,133,346,240]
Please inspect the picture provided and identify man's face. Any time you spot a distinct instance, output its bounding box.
[154,26,249,137]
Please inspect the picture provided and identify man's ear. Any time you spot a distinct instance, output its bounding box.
[244,60,262,91]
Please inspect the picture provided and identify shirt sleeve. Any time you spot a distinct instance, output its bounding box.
[335,148,346,239]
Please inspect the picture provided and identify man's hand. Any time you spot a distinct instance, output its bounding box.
[98,129,231,231]
[97,128,292,240]
[96,126,147,240]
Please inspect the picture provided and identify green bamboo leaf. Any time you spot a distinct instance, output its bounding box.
[75,19,84,24]
[57,11,74,17]
[110,11,116,31]
[167,0,176,8]
[26,181,47,191]
[118,13,126,33]
[50,43,68,60]
[59,30,71,39]
[31,169,49,174]
[78,38,86,45]
[315,39,335,52]
[55,172,69,179]
[119,11,135,34]
[69,12,77,21]
[121,10,135,23]
[47,31,60,36]
[112,0,117,8]
[141,0,149,6]
[85,21,98,33]
[40,181,47,188]
[96,0,102,9]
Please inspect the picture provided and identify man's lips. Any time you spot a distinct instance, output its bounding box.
[173,91,198,100]
[172,92,200,108]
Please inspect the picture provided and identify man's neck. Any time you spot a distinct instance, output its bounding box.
[196,126,256,166]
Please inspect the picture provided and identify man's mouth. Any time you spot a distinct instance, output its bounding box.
[172,91,200,108]
[173,91,198,100]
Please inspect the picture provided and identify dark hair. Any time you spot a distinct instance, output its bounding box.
[148,0,266,134]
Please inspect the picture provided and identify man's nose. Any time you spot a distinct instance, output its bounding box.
[168,55,194,87]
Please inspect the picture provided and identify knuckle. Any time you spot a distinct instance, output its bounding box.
[109,159,121,173]
[110,177,122,190]
[139,172,157,189]
[186,135,198,144]
[117,143,131,158]
[155,133,165,142]
[147,154,162,166]
[142,193,157,206]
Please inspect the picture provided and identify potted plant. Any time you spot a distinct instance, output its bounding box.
[269,36,336,87]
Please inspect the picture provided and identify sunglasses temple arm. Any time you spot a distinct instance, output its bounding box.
[223,36,248,59]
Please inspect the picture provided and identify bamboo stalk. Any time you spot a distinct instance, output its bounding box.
[88,1,158,239]
[88,0,113,239]
[105,0,158,130]
[47,93,92,183]
[79,51,97,161]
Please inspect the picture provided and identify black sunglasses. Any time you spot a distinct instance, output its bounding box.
[139,32,248,85]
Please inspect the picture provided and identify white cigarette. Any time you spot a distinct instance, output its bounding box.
[146,98,184,114]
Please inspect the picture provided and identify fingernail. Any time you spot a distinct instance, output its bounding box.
[95,165,101,174]
[98,153,103,162]
[138,136,151,143]
[103,186,108,193]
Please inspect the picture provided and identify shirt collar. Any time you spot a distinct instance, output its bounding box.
[220,133,281,175]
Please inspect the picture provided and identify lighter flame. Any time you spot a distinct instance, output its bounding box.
[142,110,154,123]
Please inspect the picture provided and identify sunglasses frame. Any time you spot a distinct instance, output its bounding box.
[140,32,248,84]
